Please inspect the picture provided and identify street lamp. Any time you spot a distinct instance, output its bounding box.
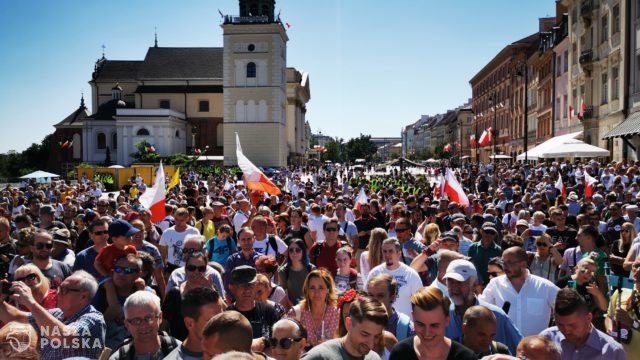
[488,93,497,163]
[515,63,528,162]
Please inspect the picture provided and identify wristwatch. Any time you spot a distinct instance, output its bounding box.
[633,320,640,331]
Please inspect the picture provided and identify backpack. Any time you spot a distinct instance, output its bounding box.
[265,235,285,263]
[114,331,179,360]
[395,312,411,341]
[208,237,236,262]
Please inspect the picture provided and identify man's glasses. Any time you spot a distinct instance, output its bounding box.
[186,265,207,272]
[35,242,53,250]
[59,285,83,295]
[93,230,109,235]
[324,228,338,232]
[267,337,303,349]
[113,266,140,274]
[126,314,160,326]
[15,273,38,283]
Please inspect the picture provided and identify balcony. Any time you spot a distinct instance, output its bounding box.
[580,0,594,19]
[223,15,271,25]
[579,50,594,71]
[583,106,594,119]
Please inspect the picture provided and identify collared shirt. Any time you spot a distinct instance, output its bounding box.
[467,240,503,285]
[28,304,106,360]
[166,265,225,299]
[539,325,626,360]
[479,272,559,337]
[445,298,523,355]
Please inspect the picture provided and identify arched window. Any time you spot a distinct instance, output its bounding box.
[136,128,150,136]
[112,133,117,149]
[247,62,256,78]
[97,133,106,150]
[175,130,180,138]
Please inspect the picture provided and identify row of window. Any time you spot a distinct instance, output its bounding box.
[95,128,180,150]
[158,100,210,112]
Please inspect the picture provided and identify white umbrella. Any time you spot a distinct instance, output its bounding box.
[108,165,125,169]
[425,158,439,163]
[537,139,609,158]
[19,170,60,179]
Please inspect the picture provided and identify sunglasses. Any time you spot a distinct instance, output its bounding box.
[289,247,303,254]
[93,230,109,235]
[324,228,338,232]
[535,242,549,247]
[35,242,53,250]
[622,229,631,233]
[113,266,140,274]
[15,273,38,283]
[395,228,409,233]
[186,265,207,272]
[267,337,303,349]
[184,248,203,255]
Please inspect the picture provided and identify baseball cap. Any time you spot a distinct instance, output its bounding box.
[230,265,257,284]
[441,231,459,243]
[108,219,141,237]
[52,228,71,246]
[443,259,478,282]
[451,213,466,223]
[481,222,498,234]
[516,219,529,227]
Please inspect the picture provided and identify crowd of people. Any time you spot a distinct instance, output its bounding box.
[0,159,638,359]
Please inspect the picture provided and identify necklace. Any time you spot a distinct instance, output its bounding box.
[311,304,327,342]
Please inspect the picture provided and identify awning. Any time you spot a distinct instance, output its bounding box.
[516,131,582,161]
[536,139,609,158]
[603,112,640,139]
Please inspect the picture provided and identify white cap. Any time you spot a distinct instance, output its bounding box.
[443,259,477,282]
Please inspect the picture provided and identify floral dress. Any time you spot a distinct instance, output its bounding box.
[287,304,340,347]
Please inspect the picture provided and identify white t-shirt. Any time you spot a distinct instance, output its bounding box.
[159,226,200,266]
[308,214,329,242]
[479,272,559,337]
[233,211,249,233]
[253,235,288,257]
[365,263,423,319]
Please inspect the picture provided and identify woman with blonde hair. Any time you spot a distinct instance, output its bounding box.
[13,263,57,309]
[286,268,340,348]
[609,221,636,277]
[421,223,441,246]
[359,227,388,279]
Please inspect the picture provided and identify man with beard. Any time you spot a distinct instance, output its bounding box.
[480,247,559,337]
[365,238,422,319]
[159,207,200,273]
[302,296,388,360]
[354,202,381,269]
[442,259,522,354]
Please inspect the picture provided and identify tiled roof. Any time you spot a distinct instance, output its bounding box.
[135,85,223,93]
[54,105,90,127]
[136,47,223,79]
[93,60,143,81]
[86,99,134,120]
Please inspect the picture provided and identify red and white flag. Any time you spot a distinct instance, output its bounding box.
[443,144,452,153]
[139,162,166,223]
[578,98,586,120]
[469,135,477,147]
[444,169,469,207]
[555,174,566,199]
[355,187,368,211]
[584,171,597,198]
[235,133,281,196]
[479,127,492,147]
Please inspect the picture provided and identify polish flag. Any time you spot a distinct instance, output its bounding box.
[443,144,452,153]
[444,168,469,207]
[469,135,477,147]
[584,171,597,198]
[139,162,166,223]
[479,127,492,147]
[235,133,281,196]
[555,174,566,199]
[355,187,368,211]
[578,98,586,120]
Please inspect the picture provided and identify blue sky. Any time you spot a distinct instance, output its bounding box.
[0,0,555,153]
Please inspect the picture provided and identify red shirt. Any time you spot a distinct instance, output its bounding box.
[309,241,341,274]
[95,244,137,272]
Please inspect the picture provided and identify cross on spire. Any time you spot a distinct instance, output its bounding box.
[154,27,158,47]
[101,44,106,59]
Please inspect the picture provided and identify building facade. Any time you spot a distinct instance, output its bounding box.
[50,0,310,171]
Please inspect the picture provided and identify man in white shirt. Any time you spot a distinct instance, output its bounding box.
[307,203,329,243]
[232,198,252,233]
[479,246,559,337]
[250,216,287,258]
[365,238,423,319]
[159,207,201,272]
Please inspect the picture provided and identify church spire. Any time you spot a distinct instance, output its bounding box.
[154,27,158,47]
[80,92,86,108]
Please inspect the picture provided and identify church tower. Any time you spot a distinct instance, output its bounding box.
[222,0,289,167]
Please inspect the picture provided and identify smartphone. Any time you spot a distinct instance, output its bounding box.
[1,282,11,295]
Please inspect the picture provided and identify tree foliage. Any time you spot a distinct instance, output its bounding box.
[130,140,161,163]
[344,134,377,162]
[0,134,52,179]
[324,139,341,162]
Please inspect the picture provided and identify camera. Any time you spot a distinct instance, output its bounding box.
[1,281,11,295]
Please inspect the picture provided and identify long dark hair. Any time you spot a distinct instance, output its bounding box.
[285,238,310,270]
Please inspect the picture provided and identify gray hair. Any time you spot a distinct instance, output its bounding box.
[184,234,205,247]
[211,351,254,360]
[123,290,161,318]
[71,270,98,298]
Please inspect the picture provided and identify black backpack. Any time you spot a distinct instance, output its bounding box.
[265,235,285,263]
[113,331,179,360]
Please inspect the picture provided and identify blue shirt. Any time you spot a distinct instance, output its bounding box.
[72,247,106,282]
[223,250,260,293]
[445,298,522,355]
[206,236,237,265]
[539,325,626,360]
[28,304,106,360]
[467,241,503,285]
[401,237,426,265]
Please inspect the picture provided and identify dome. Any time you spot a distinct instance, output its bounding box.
[117,100,126,107]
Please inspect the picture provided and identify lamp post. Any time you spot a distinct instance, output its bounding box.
[488,93,497,163]
[515,63,529,162]
[191,125,197,151]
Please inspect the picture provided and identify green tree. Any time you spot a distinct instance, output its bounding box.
[324,139,341,162]
[345,134,377,162]
[130,140,161,163]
